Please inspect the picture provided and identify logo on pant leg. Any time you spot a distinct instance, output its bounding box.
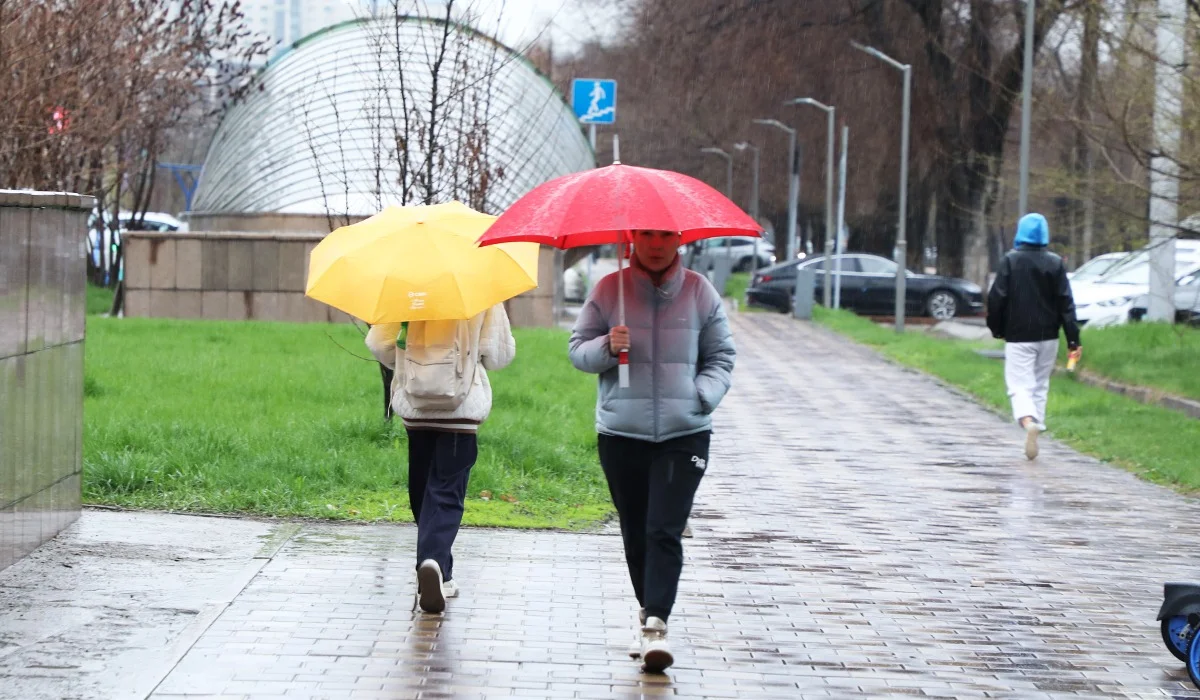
[691,455,707,472]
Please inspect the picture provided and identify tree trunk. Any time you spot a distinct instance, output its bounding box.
[108,280,124,317]
[380,363,394,421]
[937,143,1006,285]
[924,190,938,272]
[965,169,995,289]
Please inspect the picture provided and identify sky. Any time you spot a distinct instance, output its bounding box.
[354,0,625,55]
[475,0,624,54]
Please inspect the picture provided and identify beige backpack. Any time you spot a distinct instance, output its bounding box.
[402,320,473,410]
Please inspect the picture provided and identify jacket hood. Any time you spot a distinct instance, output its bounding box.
[1014,213,1050,247]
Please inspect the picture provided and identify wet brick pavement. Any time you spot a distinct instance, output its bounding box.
[3,312,1200,698]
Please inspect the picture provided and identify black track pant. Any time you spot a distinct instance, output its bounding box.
[598,431,710,622]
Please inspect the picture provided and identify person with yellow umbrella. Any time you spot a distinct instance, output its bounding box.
[307,201,536,614]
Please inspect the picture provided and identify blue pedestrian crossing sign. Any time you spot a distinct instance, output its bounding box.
[572,79,617,125]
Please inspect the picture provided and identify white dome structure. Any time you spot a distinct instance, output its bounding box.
[192,16,594,218]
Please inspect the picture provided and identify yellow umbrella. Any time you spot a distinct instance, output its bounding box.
[306,201,539,323]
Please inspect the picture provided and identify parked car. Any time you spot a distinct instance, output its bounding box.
[85,209,187,286]
[689,235,775,273]
[119,210,186,232]
[563,256,619,302]
[1073,240,1200,327]
[1128,266,1200,325]
[745,253,984,319]
[1068,251,1128,282]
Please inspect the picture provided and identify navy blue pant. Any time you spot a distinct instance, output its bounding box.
[407,429,477,582]
[598,431,709,622]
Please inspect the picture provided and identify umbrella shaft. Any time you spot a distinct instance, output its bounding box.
[617,232,627,326]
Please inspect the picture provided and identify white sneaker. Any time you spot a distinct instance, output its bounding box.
[417,559,446,613]
[640,616,673,673]
[682,522,694,538]
[443,580,460,598]
[628,608,647,658]
[1024,423,1041,461]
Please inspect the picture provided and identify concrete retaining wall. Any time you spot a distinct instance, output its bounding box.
[0,190,92,571]
[123,230,562,327]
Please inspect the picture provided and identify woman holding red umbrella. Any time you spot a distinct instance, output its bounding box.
[569,228,735,673]
[476,159,754,673]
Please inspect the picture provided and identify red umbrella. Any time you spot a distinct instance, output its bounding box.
[477,163,762,387]
[475,163,761,248]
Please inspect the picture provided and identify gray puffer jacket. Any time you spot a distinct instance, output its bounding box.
[568,256,735,442]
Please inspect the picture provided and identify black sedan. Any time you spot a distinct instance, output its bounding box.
[745,253,985,319]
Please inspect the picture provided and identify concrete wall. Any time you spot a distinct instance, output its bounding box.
[123,231,352,323]
[125,229,563,327]
[505,246,562,328]
[0,190,92,572]
[184,212,356,234]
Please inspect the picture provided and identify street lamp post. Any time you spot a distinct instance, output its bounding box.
[851,41,911,333]
[752,119,800,263]
[700,146,733,198]
[735,141,762,274]
[733,142,760,219]
[701,146,735,279]
[1019,0,1035,217]
[787,98,836,307]
[834,125,849,310]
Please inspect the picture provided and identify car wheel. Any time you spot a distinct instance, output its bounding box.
[734,257,753,273]
[926,290,959,320]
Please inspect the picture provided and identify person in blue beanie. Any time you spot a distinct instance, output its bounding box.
[986,213,1081,460]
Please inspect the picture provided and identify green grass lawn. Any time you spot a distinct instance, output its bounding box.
[87,283,115,316]
[83,317,611,528]
[724,271,773,313]
[814,307,1200,494]
[724,272,750,300]
[1074,322,1200,401]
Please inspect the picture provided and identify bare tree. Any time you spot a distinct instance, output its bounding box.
[292,1,524,417]
[296,0,514,229]
[0,0,268,309]
[561,0,1084,283]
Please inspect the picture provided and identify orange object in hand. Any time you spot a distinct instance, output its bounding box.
[1066,347,1082,372]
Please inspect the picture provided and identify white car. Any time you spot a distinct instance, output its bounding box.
[1069,252,1127,282]
[689,236,776,273]
[119,210,187,232]
[563,256,619,302]
[1130,268,1200,324]
[1074,240,1200,327]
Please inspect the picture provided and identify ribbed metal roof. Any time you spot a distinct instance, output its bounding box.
[192,16,594,217]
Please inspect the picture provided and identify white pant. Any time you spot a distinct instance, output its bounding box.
[1004,340,1058,425]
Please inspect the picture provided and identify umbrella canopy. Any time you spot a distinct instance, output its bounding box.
[475,163,758,390]
[306,201,539,323]
[475,164,762,249]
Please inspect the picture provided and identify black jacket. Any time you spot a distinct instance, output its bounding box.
[987,246,1081,347]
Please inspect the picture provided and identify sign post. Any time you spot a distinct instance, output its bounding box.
[572,78,619,289]
[572,79,617,154]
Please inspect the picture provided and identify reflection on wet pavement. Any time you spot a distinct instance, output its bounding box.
[3,313,1199,698]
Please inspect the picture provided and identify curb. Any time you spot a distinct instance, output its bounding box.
[1066,369,1200,420]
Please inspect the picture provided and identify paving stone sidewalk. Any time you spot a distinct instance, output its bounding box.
[3,312,1200,699]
